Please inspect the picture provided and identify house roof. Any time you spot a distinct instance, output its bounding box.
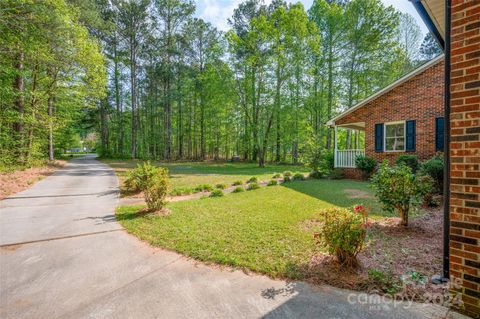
[410,0,445,49]
[326,54,445,126]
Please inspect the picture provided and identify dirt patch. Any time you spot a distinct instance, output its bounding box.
[344,188,374,199]
[0,161,66,200]
[302,207,444,301]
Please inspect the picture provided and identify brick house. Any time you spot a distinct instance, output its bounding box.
[327,55,446,179]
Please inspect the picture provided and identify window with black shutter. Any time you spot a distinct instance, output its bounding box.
[375,123,384,152]
[435,117,445,151]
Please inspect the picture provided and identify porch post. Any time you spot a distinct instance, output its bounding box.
[334,125,338,168]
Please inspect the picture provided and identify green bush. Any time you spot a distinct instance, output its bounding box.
[232,180,243,186]
[309,171,323,179]
[355,155,377,179]
[293,173,306,181]
[283,176,291,182]
[283,171,293,177]
[395,155,419,173]
[417,174,437,207]
[329,168,343,180]
[209,189,224,197]
[171,187,193,196]
[420,156,444,193]
[247,176,258,183]
[247,182,260,191]
[232,186,245,193]
[272,173,282,179]
[124,162,169,211]
[215,183,227,190]
[315,206,368,267]
[194,184,214,192]
[371,161,432,226]
[267,180,278,186]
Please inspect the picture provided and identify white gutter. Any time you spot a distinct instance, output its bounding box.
[326,54,445,126]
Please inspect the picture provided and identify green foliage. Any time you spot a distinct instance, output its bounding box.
[309,171,323,179]
[232,180,243,186]
[247,176,258,183]
[367,269,401,294]
[283,171,293,177]
[329,168,344,180]
[371,161,431,226]
[215,183,227,190]
[247,182,260,191]
[267,180,278,186]
[272,173,282,179]
[209,189,224,197]
[232,186,245,193]
[195,184,214,192]
[395,155,419,173]
[283,176,292,182]
[355,155,377,179]
[124,162,169,210]
[171,187,193,196]
[420,156,444,193]
[315,206,367,267]
[293,173,306,181]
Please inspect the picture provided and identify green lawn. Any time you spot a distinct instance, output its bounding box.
[102,159,309,190]
[117,179,390,279]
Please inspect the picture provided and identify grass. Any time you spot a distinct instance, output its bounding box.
[101,159,309,191]
[117,179,388,279]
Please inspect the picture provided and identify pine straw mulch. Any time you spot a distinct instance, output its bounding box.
[0,161,66,200]
[300,206,446,302]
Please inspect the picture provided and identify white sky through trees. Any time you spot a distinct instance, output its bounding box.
[194,0,429,35]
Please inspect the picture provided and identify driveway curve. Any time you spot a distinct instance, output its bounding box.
[0,156,465,319]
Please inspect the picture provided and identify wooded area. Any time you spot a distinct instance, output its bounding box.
[0,0,441,168]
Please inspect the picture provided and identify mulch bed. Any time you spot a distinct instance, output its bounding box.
[302,207,445,301]
[0,161,66,200]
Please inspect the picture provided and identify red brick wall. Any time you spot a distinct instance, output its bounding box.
[336,60,445,164]
[449,0,480,316]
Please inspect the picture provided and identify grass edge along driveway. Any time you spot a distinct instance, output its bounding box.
[117,179,385,280]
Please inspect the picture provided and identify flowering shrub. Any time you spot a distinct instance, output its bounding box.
[315,205,369,267]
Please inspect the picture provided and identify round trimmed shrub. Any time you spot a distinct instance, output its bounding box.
[420,156,444,193]
[247,176,258,183]
[267,180,278,186]
[293,173,306,181]
[209,189,224,197]
[232,180,243,186]
[283,171,293,177]
[232,186,245,193]
[272,173,282,179]
[247,182,260,191]
[215,183,227,190]
[355,155,377,179]
[395,155,419,173]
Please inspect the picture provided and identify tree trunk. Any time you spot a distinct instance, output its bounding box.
[130,35,137,159]
[13,52,25,161]
[48,94,54,161]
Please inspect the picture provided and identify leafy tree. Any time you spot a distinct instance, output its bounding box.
[419,33,442,61]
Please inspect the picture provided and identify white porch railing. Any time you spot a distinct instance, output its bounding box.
[334,149,365,168]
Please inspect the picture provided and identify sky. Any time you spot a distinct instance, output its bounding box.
[195,0,429,35]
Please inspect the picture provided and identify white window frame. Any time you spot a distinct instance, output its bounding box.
[384,121,406,152]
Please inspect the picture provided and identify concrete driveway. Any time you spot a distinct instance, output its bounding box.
[0,156,467,318]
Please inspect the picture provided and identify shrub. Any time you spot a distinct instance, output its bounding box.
[209,189,224,197]
[272,173,282,179]
[283,171,293,177]
[247,182,260,191]
[355,155,377,179]
[247,176,258,183]
[283,176,291,182]
[124,162,169,211]
[194,184,214,192]
[267,180,278,186]
[371,161,432,226]
[367,269,401,294]
[417,174,436,206]
[171,187,193,196]
[329,168,343,180]
[232,180,243,186]
[309,171,323,179]
[293,173,306,181]
[232,186,245,193]
[215,183,227,190]
[315,206,368,267]
[420,156,444,193]
[395,155,419,173]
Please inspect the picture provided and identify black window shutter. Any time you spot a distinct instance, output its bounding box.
[375,123,383,152]
[406,120,416,152]
[436,117,445,151]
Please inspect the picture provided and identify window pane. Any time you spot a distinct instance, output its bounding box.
[385,138,395,151]
[395,124,404,137]
[395,138,405,151]
[386,123,404,138]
